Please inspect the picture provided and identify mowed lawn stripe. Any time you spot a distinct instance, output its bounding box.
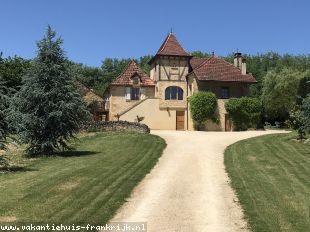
[61,138,161,223]
[225,133,310,232]
[43,134,162,222]
[0,132,166,227]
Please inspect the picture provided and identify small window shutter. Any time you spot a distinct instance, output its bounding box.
[125,87,131,100]
[140,88,146,100]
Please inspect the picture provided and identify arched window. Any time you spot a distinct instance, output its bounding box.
[165,86,183,100]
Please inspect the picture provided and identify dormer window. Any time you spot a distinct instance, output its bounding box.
[132,76,140,85]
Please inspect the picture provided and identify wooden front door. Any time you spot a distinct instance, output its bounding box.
[176,111,185,131]
[225,114,232,131]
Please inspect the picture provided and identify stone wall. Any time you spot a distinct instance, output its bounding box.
[82,121,150,134]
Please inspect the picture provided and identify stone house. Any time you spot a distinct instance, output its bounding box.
[77,82,109,121]
[107,33,256,131]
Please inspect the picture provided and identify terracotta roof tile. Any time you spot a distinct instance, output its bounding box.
[190,57,257,83]
[156,33,191,57]
[112,61,156,86]
[190,57,208,70]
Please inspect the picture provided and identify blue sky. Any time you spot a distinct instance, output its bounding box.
[1,0,309,66]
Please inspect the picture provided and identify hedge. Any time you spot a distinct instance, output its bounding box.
[225,97,261,131]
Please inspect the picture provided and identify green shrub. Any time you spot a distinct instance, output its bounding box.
[189,91,218,130]
[225,97,261,131]
[262,68,304,121]
[287,108,307,140]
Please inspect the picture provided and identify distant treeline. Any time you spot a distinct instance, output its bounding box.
[1,51,310,98]
[77,52,310,98]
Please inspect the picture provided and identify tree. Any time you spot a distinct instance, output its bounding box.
[221,52,310,97]
[0,79,9,149]
[261,68,304,121]
[287,90,310,141]
[302,95,310,132]
[0,53,31,90]
[189,91,218,130]
[137,55,152,74]
[287,108,307,140]
[11,26,89,155]
[296,75,310,105]
[225,97,262,131]
[191,51,210,58]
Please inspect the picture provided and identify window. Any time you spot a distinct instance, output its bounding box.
[132,76,140,85]
[131,87,140,100]
[220,87,230,99]
[165,86,183,100]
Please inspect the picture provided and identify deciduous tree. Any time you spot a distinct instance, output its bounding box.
[261,68,304,121]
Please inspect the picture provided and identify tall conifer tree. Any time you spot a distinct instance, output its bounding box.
[12,26,89,155]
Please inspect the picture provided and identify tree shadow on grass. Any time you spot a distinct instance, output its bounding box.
[0,165,38,173]
[56,150,98,157]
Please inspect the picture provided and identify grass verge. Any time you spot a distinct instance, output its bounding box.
[0,132,166,228]
[224,133,310,232]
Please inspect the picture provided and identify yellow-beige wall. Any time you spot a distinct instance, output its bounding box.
[150,56,189,82]
[109,86,155,120]
[152,56,189,110]
[156,81,187,109]
[187,99,228,131]
[120,98,188,130]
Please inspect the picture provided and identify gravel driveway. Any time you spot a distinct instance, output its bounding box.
[111,130,285,232]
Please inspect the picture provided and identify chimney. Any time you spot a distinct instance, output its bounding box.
[234,52,246,75]
[241,58,246,75]
[234,52,242,69]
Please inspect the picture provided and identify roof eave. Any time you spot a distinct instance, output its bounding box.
[197,79,257,84]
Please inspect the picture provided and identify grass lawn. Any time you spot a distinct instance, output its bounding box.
[0,132,166,228]
[225,133,310,232]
